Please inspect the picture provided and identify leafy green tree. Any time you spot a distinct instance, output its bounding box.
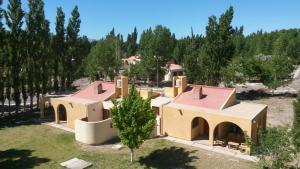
[122,63,142,82]
[252,126,294,169]
[85,39,116,80]
[52,7,66,92]
[138,28,155,82]
[221,57,247,86]
[204,6,235,86]
[66,5,81,89]
[139,25,176,83]
[4,0,25,113]
[111,85,155,163]
[183,37,202,83]
[76,36,91,77]
[293,92,300,168]
[173,39,187,65]
[260,54,294,93]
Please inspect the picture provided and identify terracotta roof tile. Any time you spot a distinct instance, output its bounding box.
[71,81,115,101]
[172,85,235,109]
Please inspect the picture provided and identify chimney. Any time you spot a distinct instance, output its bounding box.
[193,86,203,99]
[97,83,103,94]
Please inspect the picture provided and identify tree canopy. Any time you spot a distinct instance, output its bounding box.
[111,86,155,162]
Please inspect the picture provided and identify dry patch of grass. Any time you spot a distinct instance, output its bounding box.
[244,96,295,126]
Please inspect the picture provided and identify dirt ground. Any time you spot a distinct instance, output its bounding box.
[244,96,295,126]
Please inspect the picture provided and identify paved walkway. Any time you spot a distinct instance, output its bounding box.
[43,121,75,133]
[164,136,258,162]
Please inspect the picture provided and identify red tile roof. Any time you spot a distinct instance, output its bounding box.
[71,81,115,101]
[172,85,235,109]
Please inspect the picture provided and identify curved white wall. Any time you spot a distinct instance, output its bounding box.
[75,118,117,145]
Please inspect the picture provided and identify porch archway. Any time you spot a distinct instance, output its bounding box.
[213,121,245,144]
[57,104,67,122]
[191,117,209,140]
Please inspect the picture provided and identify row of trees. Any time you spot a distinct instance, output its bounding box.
[0,0,91,115]
[85,6,298,91]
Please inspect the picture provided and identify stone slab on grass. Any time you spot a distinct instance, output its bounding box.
[60,158,92,169]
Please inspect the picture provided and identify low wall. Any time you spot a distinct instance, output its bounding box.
[164,87,176,97]
[139,89,160,99]
[75,118,117,145]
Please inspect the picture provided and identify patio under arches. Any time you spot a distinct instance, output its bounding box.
[213,121,246,149]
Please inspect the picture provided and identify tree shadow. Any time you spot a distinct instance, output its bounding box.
[237,89,297,101]
[139,146,199,169]
[0,149,50,169]
[0,107,41,129]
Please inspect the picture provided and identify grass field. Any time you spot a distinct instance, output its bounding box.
[0,122,255,169]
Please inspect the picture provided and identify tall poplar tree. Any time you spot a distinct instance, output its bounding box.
[4,0,24,113]
[40,19,50,95]
[26,0,47,109]
[52,7,65,92]
[0,0,5,114]
[126,27,138,56]
[66,5,80,89]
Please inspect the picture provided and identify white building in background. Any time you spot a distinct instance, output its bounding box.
[164,63,183,81]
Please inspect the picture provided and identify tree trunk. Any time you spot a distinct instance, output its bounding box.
[36,93,40,110]
[30,95,33,111]
[61,76,65,91]
[23,99,26,112]
[1,102,4,117]
[130,149,134,163]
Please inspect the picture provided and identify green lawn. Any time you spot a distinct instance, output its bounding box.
[0,123,255,169]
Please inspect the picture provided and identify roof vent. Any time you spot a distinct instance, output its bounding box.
[97,83,103,94]
[193,87,203,99]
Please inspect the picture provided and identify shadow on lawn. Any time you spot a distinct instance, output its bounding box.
[139,146,199,169]
[0,149,50,169]
[0,107,42,129]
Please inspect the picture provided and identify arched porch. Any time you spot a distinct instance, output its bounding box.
[213,121,246,149]
[57,104,67,123]
[191,117,209,141]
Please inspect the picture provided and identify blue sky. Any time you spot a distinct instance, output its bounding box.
[2,0,300,39]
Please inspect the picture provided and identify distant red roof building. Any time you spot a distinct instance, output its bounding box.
[122,55,141,65]
[165,63,183,71]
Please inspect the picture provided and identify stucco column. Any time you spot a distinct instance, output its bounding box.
[209,123,215,146]
[54,105,59,124]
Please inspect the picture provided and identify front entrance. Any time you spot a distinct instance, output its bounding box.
[191,117,209,141]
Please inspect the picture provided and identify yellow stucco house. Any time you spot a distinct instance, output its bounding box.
[41,75,267,152]
[162,76,267,150]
